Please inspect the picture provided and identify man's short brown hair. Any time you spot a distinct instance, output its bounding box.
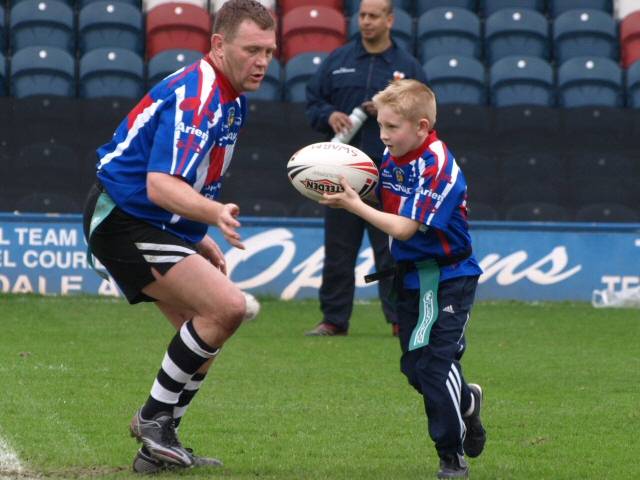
[213,0,276,41]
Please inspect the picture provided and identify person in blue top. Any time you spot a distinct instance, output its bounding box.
[320,79,486,479]
[305,0,428,337]
[81,0,276,473]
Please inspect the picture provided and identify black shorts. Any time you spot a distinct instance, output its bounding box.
[83,183,198,304]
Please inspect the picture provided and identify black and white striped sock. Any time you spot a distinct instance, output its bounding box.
[173,372,207,428]
[141,320,218,420]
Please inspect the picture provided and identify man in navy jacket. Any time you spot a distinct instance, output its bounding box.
[305,0,428,336]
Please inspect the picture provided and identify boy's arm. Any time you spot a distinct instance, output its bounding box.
[320,177,420,241]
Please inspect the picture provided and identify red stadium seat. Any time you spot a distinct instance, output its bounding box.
[281,6,346,63]
[146,3,212,60]
[620,10,640,67]
[279,0,343,16]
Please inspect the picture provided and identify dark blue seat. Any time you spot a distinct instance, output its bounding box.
[575,203,639,223]
[79,0,141,7]
[0,5,5,54]
[490,55,554,106]
[485,8,550,63]
[244,60,282,101]
[0,54,6,97]
[550,0,612,17]
[78,1,144,55]
[417,7,481,64]
[424,55,487,104]
[505,202,571,221]
[79,48,144,99]
[482,0,544,16]
[417,0,478,16]
[284,51,328,103]
[147,48,203,87]
[557,56,623,107]
[626,60,640,108]
[10,0,75,52]
[553,9,617,64]
[349,8,414,54]
[10,46,75,98]
[344,0,413,15]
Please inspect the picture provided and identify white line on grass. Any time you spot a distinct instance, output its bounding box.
[0,433,24,479]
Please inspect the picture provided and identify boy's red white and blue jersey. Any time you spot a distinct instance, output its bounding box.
[378,130,483,289]
[96,56,246,244]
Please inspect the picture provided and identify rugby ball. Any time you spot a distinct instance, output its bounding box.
[287,142,379,202]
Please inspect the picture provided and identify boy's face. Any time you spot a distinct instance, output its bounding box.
[377,105,424,158]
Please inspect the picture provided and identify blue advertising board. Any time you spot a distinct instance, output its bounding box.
[0,213,638,302]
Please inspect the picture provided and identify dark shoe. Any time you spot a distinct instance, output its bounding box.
[392,323,400,337]
[130,409,194,467]
[132,446,222,474]
[305,322,347,336]
[463,383,486,458]
[437,453,469,479]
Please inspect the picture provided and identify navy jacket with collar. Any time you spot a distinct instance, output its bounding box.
[305,38,428,163]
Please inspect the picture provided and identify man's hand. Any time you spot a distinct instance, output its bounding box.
[196,235,227,274]
[319,177,363,213]
[328,111,352,135]
[361,101,377,117]
[217,203,245,250]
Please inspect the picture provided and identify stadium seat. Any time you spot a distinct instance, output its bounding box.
[456,152,500,181]
[11,96,79,148]
[493,105,560,142]
[504,183,566,205]
[416,7,481,64]
[482,0,545,16]
[626,60,640,107]
[553,9,617,64]
[484,8,550,64]
[281,6,346,63]
[146,3,212,60]
[566,152,635,180]
[550,0,612,17]
[147,48,203,87]
[620,10,640,67]
[344,0,413,16]
[244,59,282,101]
[423,55,487,105]
[146,0,206,11]
[0,54,6,97]
[79,1,144,55]
[349,7,414,54]
[489,56,554,106]
[570,178,638,206]
[417,0,478,16]
[280,0,343,15]
[557,56,623,107]
[575,203,639,222]
[10,46,75,98]
[467,202,500,220]
[79,48,145,99]
[14,142,78,190]
[295,199,324,217]
[0,5,5,55]
[501,152,560,186]
[15,192,80,213]
[505,202,571,221]
[436,104,492,147]
[80,0,141,7]
[236,197,290,217]
[560,105,630,141]
[284,52,328,102]
[10,0,75,53]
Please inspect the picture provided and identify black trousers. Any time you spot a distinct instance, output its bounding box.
[397,275,479,458]
[320,206,397,330]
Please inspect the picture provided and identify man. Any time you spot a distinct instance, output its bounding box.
[81,0,276,473]
[305,0,428,336]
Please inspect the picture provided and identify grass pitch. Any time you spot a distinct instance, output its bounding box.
[0,294,638,479]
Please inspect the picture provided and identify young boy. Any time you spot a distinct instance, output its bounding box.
[320,79,486,479]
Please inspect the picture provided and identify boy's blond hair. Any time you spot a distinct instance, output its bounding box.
[372,79,437,128]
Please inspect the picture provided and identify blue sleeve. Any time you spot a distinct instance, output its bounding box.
[148,94,177,176]
[305,57,336,135]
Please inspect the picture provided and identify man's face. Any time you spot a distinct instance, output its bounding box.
[218,20,276,93]
[358,0,393,44]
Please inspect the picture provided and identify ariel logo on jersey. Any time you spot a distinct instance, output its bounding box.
[176,121,209,142]
[393,167,405,183]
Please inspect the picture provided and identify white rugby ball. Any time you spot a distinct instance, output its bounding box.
[287,142,379,202]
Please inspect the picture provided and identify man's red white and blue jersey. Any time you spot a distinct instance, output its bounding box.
[378,130,483,289]
[96,56,246,244]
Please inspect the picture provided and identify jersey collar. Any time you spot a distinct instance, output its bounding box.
[204,55,240,100]
[390,130,438,165]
